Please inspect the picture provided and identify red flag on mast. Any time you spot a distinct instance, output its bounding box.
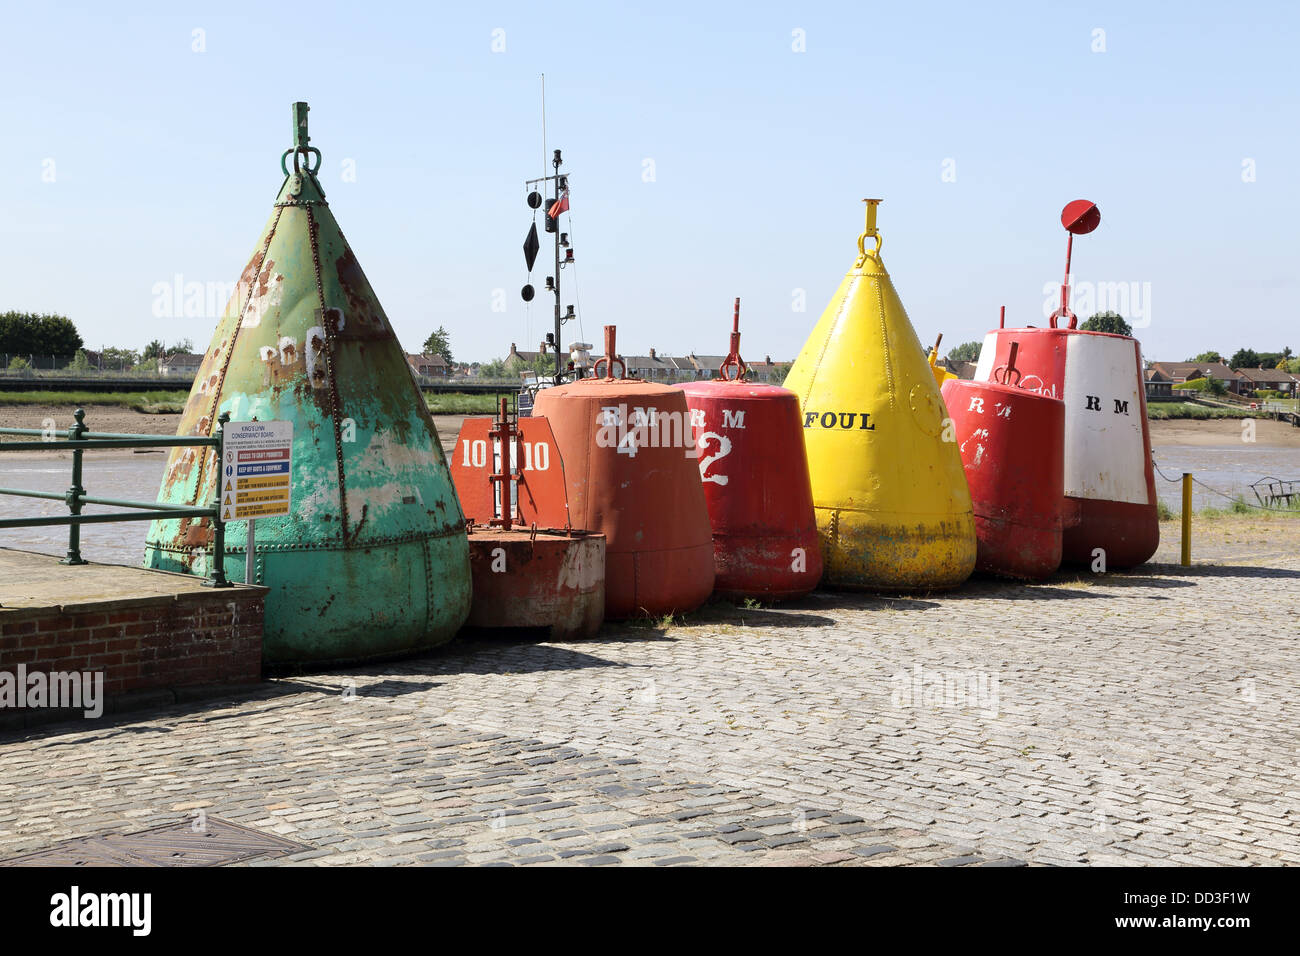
[548,189,570,218]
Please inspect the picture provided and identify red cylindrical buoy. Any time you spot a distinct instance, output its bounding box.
[532,326,715,619]
[676,299,822,598]
[942,343,1065,579]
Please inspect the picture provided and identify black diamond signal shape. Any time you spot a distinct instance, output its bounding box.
[523,221,540,272]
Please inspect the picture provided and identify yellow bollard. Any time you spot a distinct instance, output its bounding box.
[1180,472,1192,566]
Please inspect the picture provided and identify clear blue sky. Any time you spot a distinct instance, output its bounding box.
[2,0,1296,364]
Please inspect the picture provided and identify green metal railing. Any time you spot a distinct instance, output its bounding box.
[0,408,233,586]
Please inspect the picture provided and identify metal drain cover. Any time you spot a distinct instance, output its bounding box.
[0,817,309,867]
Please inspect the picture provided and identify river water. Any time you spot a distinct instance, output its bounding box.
[2,443,1298,567]
[1149,444,1300,511]
[0,452,168,567]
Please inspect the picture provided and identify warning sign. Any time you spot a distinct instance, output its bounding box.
[221,421,293,520]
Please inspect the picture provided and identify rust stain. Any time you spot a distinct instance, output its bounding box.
[334,248,386,333]
[183,518,213,547]
[257,258,276,297]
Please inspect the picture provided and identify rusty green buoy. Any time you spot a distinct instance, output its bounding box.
[143,102,471,664]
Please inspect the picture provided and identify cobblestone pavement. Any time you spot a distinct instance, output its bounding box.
[1,527,1296,867]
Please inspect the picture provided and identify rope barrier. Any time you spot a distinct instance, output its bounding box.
[1151,454,1182,484]
[1150,451,1300,513]
[1190,476,1299,513]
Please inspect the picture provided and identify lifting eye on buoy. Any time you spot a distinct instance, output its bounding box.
[992,341,1023,387]
[716,298,749,382]
[854,198,884,266]
[279,101,322,177]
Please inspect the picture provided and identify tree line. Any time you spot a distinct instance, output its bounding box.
[1184,348,1297,372]
[0,312,82,356]
[2,312,198,372]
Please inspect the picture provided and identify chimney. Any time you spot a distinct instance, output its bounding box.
[539,341,548,354]
[649,347,657,360]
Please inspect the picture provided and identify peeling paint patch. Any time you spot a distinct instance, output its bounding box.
[305,325,327,387]
[242,264,281,328]
[346,482,409,528]
[349,429,435,473]
[557,540,602,591]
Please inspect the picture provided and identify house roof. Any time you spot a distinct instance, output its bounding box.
[1150,361,1242,381]
[161,352,204,366]
[406,352,448,368]
[1234,366,1298,383]
[507,350,548,366]
[687,354,726,371]
[625,353,678,372]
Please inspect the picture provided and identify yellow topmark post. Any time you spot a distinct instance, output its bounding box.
[928,333,957,390]
[784,200,977,590]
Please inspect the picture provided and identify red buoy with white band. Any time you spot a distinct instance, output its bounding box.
[677,299,823,598]
[971,201,1159,569]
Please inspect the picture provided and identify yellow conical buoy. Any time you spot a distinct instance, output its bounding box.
[784,200,976,590]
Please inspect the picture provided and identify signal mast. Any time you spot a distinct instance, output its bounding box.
[521,149,576,384]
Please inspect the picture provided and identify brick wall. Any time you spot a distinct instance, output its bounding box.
[1,591,264,701]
